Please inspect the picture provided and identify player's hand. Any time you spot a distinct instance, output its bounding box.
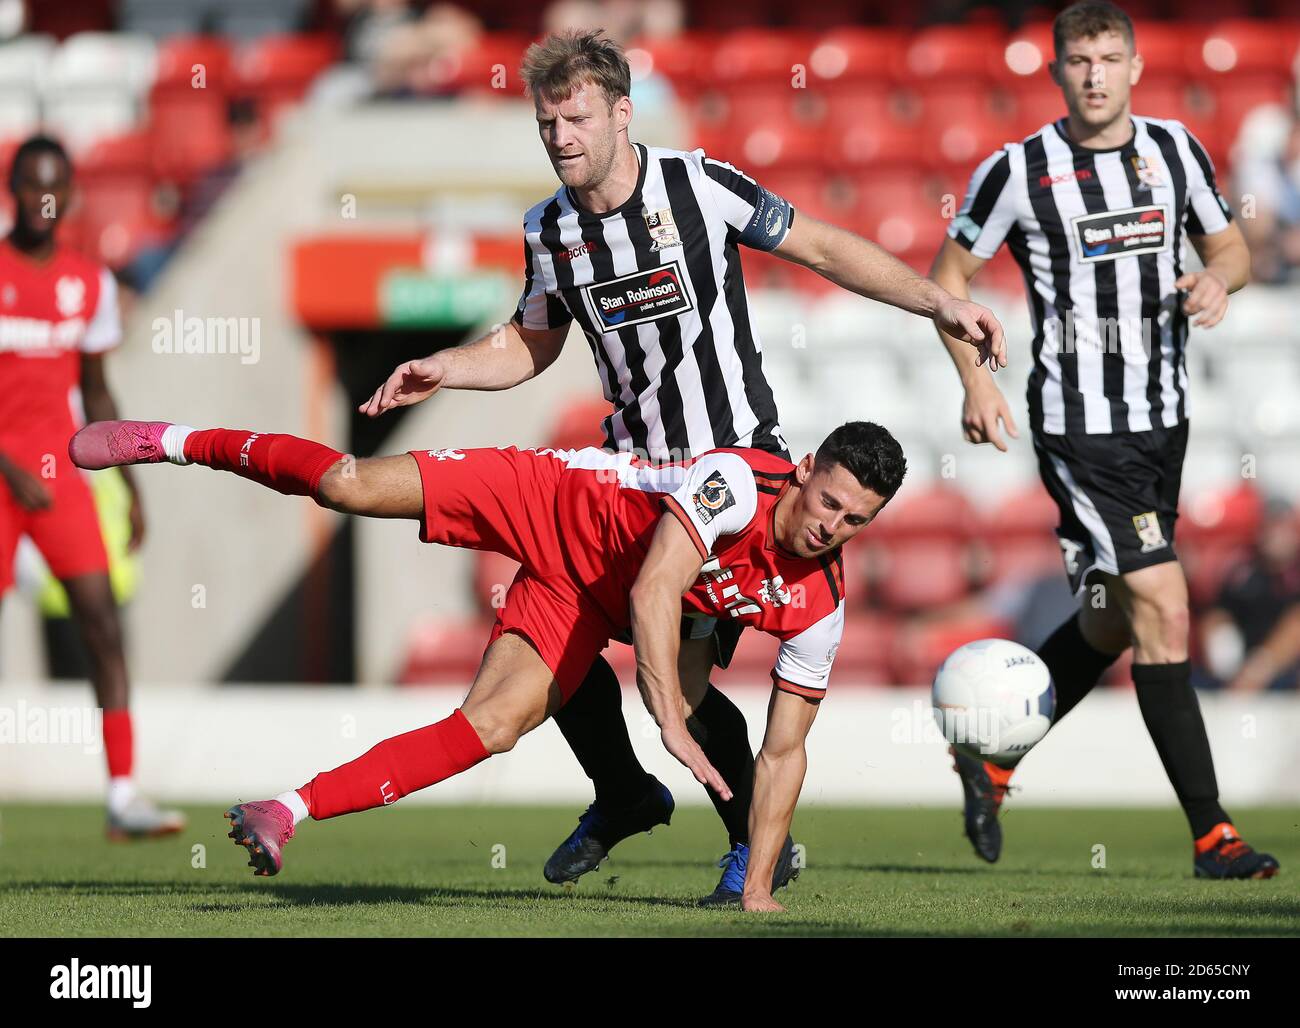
[936,297,1007,370]
[962,378,1020,452]
[1175,270,1230,328]
[660,723,732,800]
[0,463,53,511]
[358,355,448,417]
[127,490,145,552]
[741,892,785,913]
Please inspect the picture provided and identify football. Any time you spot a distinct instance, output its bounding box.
[932,638,1056,766]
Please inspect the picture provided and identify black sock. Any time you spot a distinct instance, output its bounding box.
[1132,660,1230,839]
[686,685,755,847]
[553,655,652,809]
[1037,613,1122,724]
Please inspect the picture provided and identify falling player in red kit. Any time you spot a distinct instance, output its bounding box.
[0,136,183,838]
[71,418,905,911]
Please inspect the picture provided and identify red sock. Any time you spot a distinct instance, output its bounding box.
[183,429,344,499]
[296,709,489,820]
[101,709,133,778]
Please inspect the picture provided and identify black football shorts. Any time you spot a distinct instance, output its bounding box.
[1033,421,1189,594]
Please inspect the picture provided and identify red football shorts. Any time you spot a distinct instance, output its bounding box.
[409,446,615,701]
[0,461,110,594]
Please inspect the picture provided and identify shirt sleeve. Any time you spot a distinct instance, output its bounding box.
[510,234,573,332]
[660,452,759,560]
[1180,126,1233,236]
[694,150,795,252]
[772,599,845,700]
[948,148,1018,260]
[81,267,122,353]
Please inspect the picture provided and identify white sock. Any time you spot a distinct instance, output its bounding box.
[276,790,310,826]
[161,424,195,465]
[107,776,137,814]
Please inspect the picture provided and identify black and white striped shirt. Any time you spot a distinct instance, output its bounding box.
[513,143,794,461]
[950,116,1234,436]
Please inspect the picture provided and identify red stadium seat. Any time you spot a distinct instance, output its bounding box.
[154,36,232,92]
[995,23,1055,83]
[147,88,233,184]
[711,29,812,86]
[809,28,905,87]
[626,33,713,100]
[232,34,338,134]
[1179,483,1264,550]
[75,132,174,267]
[547,397,613,451]
[871,539,972,612]
[397,616,491,684]
[1194,20,1295,76]
[891,614,1015,686]
[1130,22,1196,82]
[734,119,823,171]
[440,34,531,96]
[869,482,977,543]
[898,25,1007,85]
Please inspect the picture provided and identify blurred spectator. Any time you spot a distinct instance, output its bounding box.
[1199,498,1300,691]
[1232,103,1300,284]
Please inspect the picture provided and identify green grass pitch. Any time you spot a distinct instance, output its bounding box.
[1,804,1295,937]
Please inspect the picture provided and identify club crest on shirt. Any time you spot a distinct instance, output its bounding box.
[692,470,735,524]
[55,275,85,317]
[759,575,792,607]
[426,448,465,462]
[1132,511,1168,553]
[644,207,681,251]
[1130,154,1165,190]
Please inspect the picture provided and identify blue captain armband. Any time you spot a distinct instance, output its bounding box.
[738,188,795,251]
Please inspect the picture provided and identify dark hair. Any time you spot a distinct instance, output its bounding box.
[521,29,631,109]
[1053,1,1135,58]
[815,422,907,500]
[8,134,71,191]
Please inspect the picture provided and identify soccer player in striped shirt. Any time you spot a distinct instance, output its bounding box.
[931,1,1277,879]
[359,30,1007,903]
[71,418,907,911]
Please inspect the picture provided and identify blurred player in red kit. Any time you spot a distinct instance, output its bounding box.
[0,136,183,838]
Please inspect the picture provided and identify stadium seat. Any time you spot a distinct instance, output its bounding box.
[625,32,714,101]
[808,27,904,86]
[0,34,57,90]
[710,29,812,85]
[148,39,234,183]
[231,34,338,135]
[1179,483,1263,551]
[0,88,40,142]
[829,611,896,684]
[75,131,172,267]
[439,34,531,96]
[154,35,232,91]
[1194,20,1296,76]
[734,119,823,171]
[890,614,1015,686]
[995,23,1054,82]
[396,616,490,684]
[898,25,1007,85]
[870,538,972,612]
[48,32,158,97]
[1129,21,1196,82]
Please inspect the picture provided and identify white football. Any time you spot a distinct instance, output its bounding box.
[931,638,1055,766]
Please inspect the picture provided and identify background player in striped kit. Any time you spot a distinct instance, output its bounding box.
[931,1,1277,879]
[360,29,1008,903]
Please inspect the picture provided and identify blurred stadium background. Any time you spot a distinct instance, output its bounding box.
[0,0,1297,809]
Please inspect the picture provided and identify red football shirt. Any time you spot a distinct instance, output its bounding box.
[0,241,121,467]
[553,447,847,699]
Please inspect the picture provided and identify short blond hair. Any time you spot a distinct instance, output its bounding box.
[520,29,631,109]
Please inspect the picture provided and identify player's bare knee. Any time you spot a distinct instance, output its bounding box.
[315,460,367,514]
[460,710,521,755]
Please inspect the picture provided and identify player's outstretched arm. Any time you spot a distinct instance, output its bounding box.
[1181,221,1250,329]
[743,687,819,912]
[930,238,1020,453]
[773,212,1007,369]
[629,516,733,801]
[358,320,570,417]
